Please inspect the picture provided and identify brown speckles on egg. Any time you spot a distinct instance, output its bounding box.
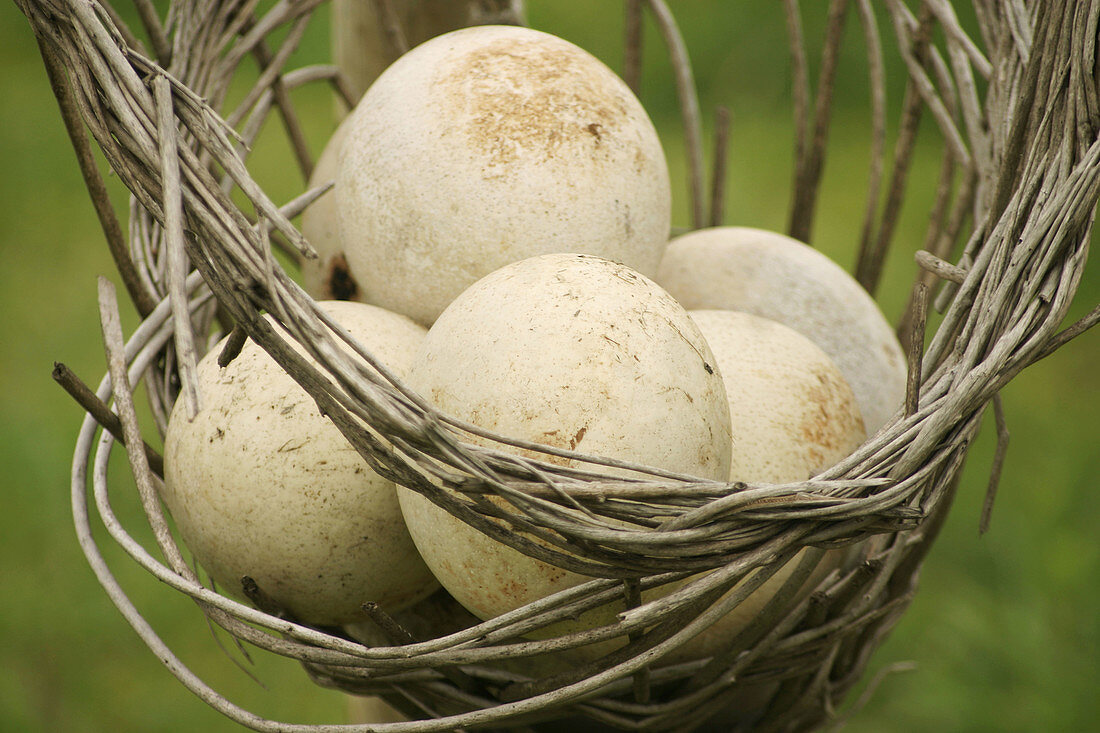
[162,303,435,626]
[442,38,629,167]
[569,425,587,450]
[397,253,731,625]
[334,26,671,325]
[796,364,865,466]
[688,310,866,484]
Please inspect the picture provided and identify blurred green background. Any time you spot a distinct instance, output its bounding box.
[1,2,1096,731]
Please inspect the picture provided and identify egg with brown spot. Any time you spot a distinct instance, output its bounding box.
[162,301,438,625]
[689,310,866,484]
[656,226,907,434]
[553,310,869,666]
[654,309,867,664]
[336,25,671,325]
[397,253,732,623]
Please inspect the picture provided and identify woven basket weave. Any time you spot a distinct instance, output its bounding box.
[19,0,1100,730]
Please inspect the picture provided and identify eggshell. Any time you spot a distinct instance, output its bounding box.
[655,226,907,433]
[162,301,438,625]
[553,310,869,666]
[658,309,867,664]
[300,117,362,302]
[689,310,866,484]
[337,25,671,325]
[397,253,732,623]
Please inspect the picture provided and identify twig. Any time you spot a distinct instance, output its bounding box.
[855,0,887,270]
[226,14,315,179]
[905,283,929,416]
[217,326,249,367]
[623,579,652,704]
[361,602,480,694]
[34,33,158,318]
[88,1,142,61]
[130,0,171,65]
[979,394,1009,535]
[708,106,731,228]
[154,74,201,420]
[784,0,811,194]
[915,249,968,284]
[1029,301,1100,362]
[241,576,296,621]
[787,0,851,244]
[97,277,188,573]
[645,0,705,229]
[623,0,643,94]
[52,361,165,477]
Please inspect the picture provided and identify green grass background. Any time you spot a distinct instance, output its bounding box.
[1,2,1096,731]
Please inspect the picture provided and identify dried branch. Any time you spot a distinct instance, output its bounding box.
[154,74,201,420]
[979,393,1010,535]
[623,0,643,94]
[52,361,165,477]
[787,0,851,244]
[915,249,968,284]
[33,32,158,318]
[904,283,929,416]
[708,106,731,228]
[645,0,705,229]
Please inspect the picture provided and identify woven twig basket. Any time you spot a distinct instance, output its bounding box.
[20,0,1100,730]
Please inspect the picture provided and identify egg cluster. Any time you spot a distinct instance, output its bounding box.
[163,24,906,677]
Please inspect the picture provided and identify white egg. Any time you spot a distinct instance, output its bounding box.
[337,25,671,325]
[162,301,438,625]
[300,117,362,302]
[659,309,867,664]
[656,226,907,434]
[551,310,869,666]
[689,310,866,484]
[397,253,732,623]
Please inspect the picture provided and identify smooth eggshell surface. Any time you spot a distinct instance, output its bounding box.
[689,310,866,484]
[300,117,362,302]
[655,226,907,434]
[659,309,867,664]
[398,253,732,623]
[162,301,438,625]
[337,25,671,325]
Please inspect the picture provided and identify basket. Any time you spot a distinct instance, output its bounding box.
[19,0,1099,730]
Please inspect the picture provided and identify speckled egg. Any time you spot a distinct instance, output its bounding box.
[659,309,868,664]
[397,253,732,623]
[336,25,671,325]
[689,310,866,484]
[162,301,438,625]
